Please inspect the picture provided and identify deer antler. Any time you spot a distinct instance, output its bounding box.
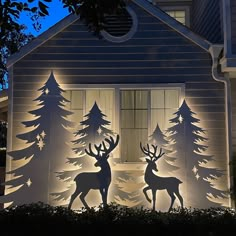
[85,143,102,159]
[85,135,120,159]
[101,135,120,159]
[140,143,165,161]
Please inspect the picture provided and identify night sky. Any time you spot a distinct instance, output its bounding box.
[18,0,69,36]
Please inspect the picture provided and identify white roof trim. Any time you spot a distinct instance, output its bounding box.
[7,0,212,68]
[133,0,212,51]
[7,14,79,68]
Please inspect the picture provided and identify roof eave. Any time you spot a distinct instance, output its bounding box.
[133,0,212,52]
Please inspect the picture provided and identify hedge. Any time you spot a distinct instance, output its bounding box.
[0,202,236,235]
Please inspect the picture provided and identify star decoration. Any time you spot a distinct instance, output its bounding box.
[192,166,198,174]
[45,88,49,94]
[195,173,200,180]
[26,178,32,187]
[37,139,45,151]
[97,127,102,135]
[36,134,40,140]
[178,115,183,123]
[41,131,46,139]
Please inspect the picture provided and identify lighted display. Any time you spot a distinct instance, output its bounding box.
[0,72,229,211]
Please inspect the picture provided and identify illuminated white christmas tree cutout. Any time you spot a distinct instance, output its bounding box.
[167,99,227,208]
[0,71,73,206]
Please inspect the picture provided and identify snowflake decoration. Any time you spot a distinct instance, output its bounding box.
[97,127,102,135]
[178,115,183,123]
[41,130,46,139]
[192,166,198,174]
[26,178,32,187]
[37,138,45,151]
[195,173,200,180]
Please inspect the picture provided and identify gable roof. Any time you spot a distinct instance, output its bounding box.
[7,0,212,68]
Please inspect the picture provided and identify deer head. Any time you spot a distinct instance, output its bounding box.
[85,135,120,167]
[140,143,165,171]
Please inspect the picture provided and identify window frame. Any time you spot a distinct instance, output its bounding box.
[161,6,190,27]
[62,84,185,166]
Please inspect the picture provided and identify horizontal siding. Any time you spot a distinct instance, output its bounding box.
[191,0,223,44]
[231,0,236,54]
[12,2,226,169]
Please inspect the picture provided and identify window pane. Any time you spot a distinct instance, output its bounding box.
[63,90,71,109]
[135,90,148,109]
[165,90,179,108]
[100,90,114,111]
[151,90,164,108]
[121,129,148,162]
[86,90,100,112]
[121,91,134,109]
[71,90,84,109]
[121,110,134,128]
[71,110,84,129]
[175,11,185,17]
[165,109,178,129]
[135,110,148,128]
[150,109,165,132]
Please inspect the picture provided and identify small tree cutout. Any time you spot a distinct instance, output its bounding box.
[149,123,178,175]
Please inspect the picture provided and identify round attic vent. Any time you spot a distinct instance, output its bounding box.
[101,7,138,43]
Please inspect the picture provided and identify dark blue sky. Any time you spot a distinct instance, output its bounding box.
[18,0,69,36]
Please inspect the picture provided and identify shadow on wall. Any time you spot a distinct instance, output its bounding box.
[0,121,7,209]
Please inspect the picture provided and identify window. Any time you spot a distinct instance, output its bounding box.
[65,89,114,131]
[165,10,186,25]
[65,86,182,163]
[120,88,180,163]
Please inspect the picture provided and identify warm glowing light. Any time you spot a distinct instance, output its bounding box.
[26,178,32,187]
[45,88,49,94]
[178,115,183,123]
[41,130,46,139]
[97,127,102,135]
[37,139,45,151]
[195,173,200,180]
[192,166,198,174]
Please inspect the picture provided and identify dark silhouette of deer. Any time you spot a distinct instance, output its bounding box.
[140,143,184,212]
[68,135,119,209]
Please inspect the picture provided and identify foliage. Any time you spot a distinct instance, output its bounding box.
[0,0,125,89]
[0,202,236,234]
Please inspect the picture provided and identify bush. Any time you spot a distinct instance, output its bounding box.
[0,202,235,235]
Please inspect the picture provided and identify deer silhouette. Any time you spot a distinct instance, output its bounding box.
[68,135,119,209]
[140,143,183,212]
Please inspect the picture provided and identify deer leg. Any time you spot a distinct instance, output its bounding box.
[152,189,157,211]
[167,190,176,212]
[143,186,151,203]
[175,190,184,209]
[79,190,90,209]
[68,189,81,210]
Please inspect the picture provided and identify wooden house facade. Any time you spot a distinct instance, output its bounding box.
[0,0,232,211]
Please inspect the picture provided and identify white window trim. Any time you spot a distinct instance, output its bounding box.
[62,83,185,169]
[161,6,190,27]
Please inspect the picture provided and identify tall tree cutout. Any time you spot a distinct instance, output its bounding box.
[52,102,115,205]
[0,71,73,205]
[167,99,227,208]
[149,123,178,175]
